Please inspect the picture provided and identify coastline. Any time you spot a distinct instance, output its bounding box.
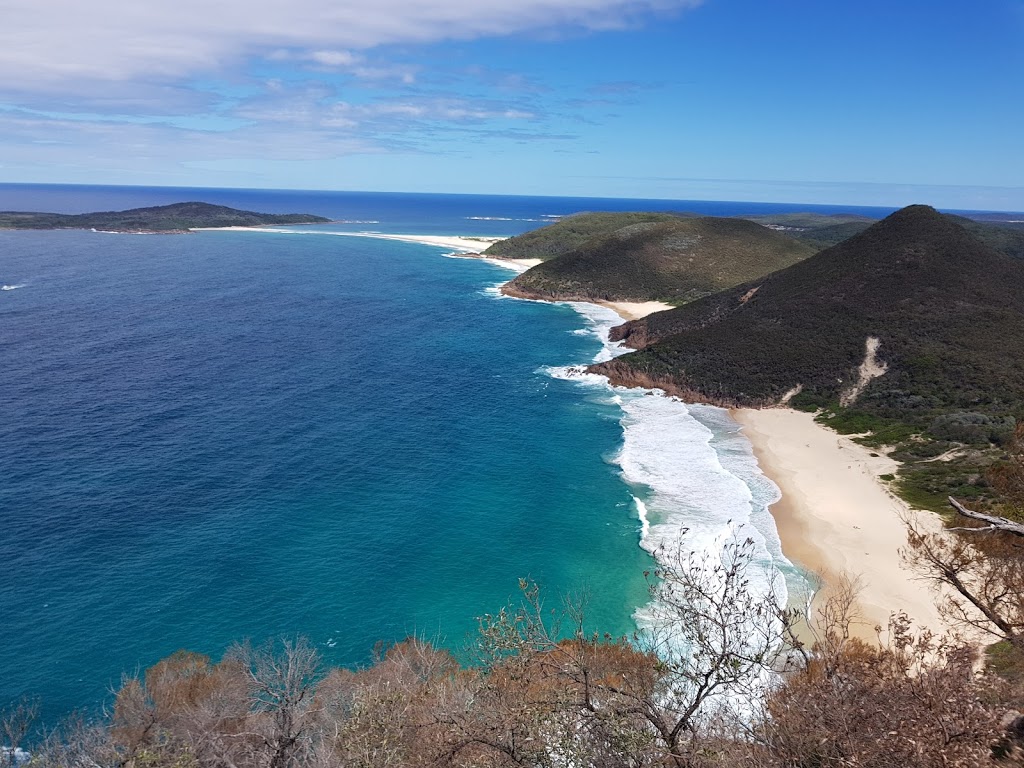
[298,229,957,645]
[732,408,954,642]
[195,227,546,270]
[596,300,675,321]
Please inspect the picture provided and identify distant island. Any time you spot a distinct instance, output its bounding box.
[0,201,331,233]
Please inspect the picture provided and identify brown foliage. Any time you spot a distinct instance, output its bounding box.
[904,513,1024,650]
[750,615,1003,768]
[990,423,1024,521]
[11,532,1024,767]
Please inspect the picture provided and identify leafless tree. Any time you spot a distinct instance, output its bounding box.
[630,531,791,764]
[226,638,323,768]
[1,698,37,767]
[903,513,1024,649]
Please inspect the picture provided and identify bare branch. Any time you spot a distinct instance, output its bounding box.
[949,496,1024,537]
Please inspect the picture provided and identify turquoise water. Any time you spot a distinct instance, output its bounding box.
[0,187,830,724]
[1,228,653,720]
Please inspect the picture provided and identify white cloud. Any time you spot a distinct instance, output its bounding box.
[0,0,702,84]
[234,87,538,129]
[308,50,361,67]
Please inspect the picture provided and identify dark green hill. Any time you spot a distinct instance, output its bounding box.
[483,212,686,262]
[502,216,816,305]
[595,205,1024,409]
[0,202,330,232]
[591,206,1024,509]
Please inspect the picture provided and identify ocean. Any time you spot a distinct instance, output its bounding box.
[0,185,892,723]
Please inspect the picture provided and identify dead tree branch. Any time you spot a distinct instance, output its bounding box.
[948,496,1024,537]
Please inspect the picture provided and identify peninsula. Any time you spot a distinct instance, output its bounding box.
[0,201,330,233]
[500,215,816,305]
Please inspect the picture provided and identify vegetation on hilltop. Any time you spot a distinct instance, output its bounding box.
[483,212,686,262]
[951,216,1024,260]
[0,202,330,233]
[593,206,1024,511]
[502,216,817,305]
[743,212,1024,256]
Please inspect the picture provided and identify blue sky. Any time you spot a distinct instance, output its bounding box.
[2,0,1022,209]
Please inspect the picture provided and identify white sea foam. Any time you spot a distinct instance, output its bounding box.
[510,293,807,645]
[1,748,30,765]
[479,257,530,273]
[634,496,651,540]
[2,283,26,291]
[465,216,543,222]
[615,393,786,603]
[90,229,160,235]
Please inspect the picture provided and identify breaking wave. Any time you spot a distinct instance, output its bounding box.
[507,295,806,645]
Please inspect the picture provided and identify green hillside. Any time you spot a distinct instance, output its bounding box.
[0,202,330,232]
[951,216,1024,260]
[592,206,1024,510]
[483,211,686,262]
[502,216,816,304]
[742,211,1024,256]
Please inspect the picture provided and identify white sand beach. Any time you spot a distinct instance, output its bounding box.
[733,407,957,642]
[329,232,504,253]
[194,227,546,269]
[599,300,674,320]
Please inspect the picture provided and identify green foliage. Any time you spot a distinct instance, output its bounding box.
[0,202,330,232]
[986,640,1024,687]
[929,412,1017,445]
[741,211,1024,260]
[600,207,1024,410]
[483,211,687,261]
[948,215,1024,260]
[504,215,815,304]
[815,409,918,446]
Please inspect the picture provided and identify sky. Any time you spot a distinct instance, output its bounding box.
[2,0,1023,209]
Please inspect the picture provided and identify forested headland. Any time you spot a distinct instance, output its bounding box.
[0,202,330,233]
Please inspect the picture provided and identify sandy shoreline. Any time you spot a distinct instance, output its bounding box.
[597,300,675,320]
[732,408,956,642]
[194,227,545,270]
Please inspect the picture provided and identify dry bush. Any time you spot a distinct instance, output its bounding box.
[747,614,1003,768]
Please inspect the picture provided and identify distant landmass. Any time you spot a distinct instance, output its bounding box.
[497,213,816,305]
[746,211,1024,258]
[590,205,1024,510]
[0,202,330,233]
[486,210,1024,309]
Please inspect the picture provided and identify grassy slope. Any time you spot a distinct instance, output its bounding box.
[0,202,330,232]
[483,212,686,262]
[593,206,1024,510]
[503,217,816,304]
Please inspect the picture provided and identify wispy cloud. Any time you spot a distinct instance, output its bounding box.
[0,0,704,185]
[2,0,703,85]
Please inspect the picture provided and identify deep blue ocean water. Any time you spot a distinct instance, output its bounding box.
[0,184,889,723]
